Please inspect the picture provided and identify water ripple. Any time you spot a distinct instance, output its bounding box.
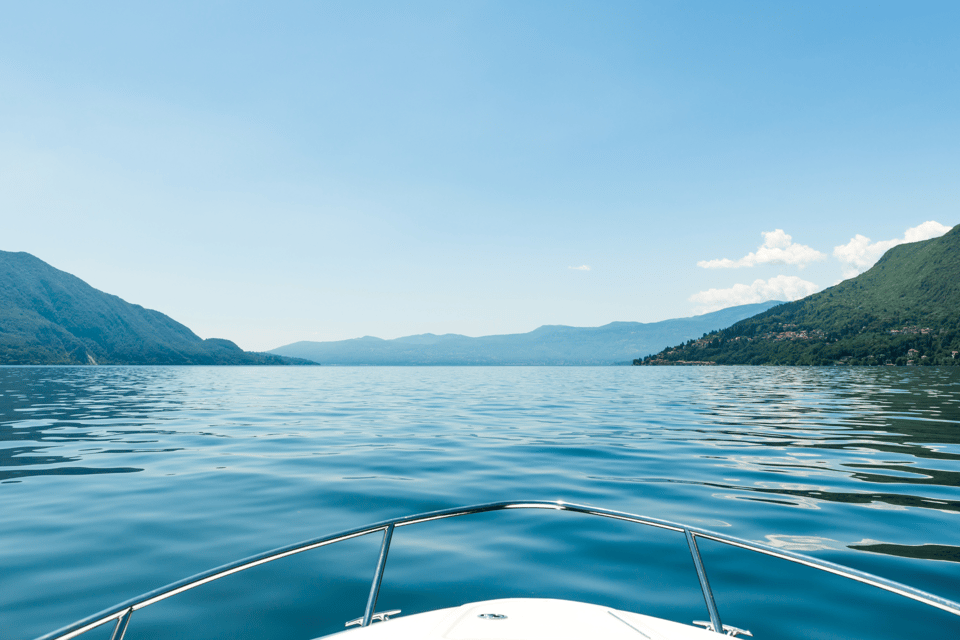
[1,366,959,639]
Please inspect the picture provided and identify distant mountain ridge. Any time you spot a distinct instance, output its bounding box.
[0,251,314,365]
[269,301,782,365]
[640,223,960,366]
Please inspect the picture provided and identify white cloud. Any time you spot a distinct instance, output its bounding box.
[568,265,591,271]
[689,275,820,312]
[833,220,951,279]
[698,229,827,269]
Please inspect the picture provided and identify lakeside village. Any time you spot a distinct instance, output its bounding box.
[635,324,960,367]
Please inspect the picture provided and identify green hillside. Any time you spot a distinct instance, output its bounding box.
[639,224,960,366]
[0,251,314,365]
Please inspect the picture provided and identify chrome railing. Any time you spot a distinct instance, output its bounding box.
[33,500,960,640]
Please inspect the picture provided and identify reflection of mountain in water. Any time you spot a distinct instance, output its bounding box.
[850,542,960,564]
[0,368,183,481]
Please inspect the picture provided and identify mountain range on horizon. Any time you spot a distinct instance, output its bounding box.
[9,226,960,368]
[268,301,783,365]
[0,249,785,366]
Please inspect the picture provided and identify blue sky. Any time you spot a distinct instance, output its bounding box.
[2,1,958,351]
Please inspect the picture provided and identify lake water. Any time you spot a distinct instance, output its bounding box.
[2,366,959,640]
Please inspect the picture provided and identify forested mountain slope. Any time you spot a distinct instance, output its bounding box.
[640,224,960,366]
[0,251,312,365]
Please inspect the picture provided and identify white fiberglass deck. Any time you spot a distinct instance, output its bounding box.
[328,598,719,640]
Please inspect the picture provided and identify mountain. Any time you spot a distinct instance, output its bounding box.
[639,223,960,366]
[0,251,315,365]
[269,301,782,365]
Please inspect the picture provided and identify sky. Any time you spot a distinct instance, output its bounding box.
[1,1,958,351]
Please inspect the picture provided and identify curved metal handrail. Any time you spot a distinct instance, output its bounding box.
[33,500,960,640]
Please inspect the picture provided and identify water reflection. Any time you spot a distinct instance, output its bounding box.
[850,541,960,563]
[1,366,959,639]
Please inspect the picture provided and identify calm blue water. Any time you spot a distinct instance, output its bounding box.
[2,366,959,640]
